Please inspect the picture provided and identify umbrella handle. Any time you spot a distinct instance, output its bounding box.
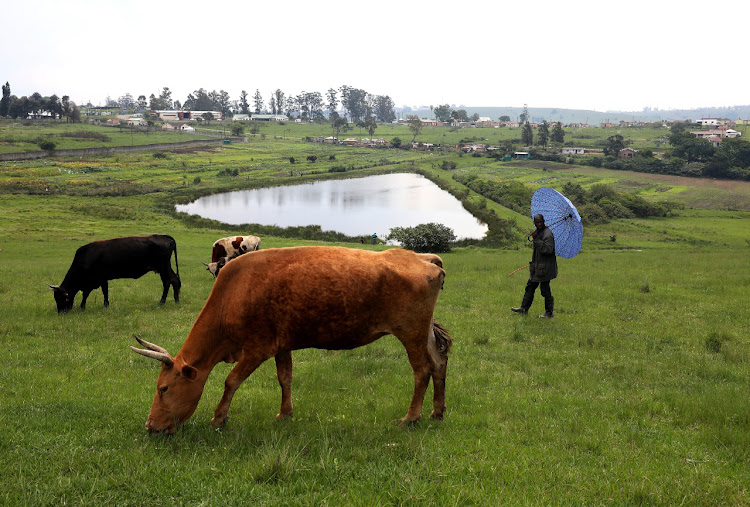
[507,265,529,276]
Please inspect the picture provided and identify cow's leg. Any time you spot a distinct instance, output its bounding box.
[170,269,181,303]
[274,350,294,419]
[210,351,271,428]
[101,281,109,308]
[427,327,449,420]
[80,289,91,310]
[158,271,170,305]
[397,330,434,424]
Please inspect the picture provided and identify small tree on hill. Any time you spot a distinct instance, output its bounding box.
[521,122,533,146]
[407,115,423,143]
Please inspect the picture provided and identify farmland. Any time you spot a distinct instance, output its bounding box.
[0,122,749,505]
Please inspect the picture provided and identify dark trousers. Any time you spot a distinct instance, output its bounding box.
[521,279,554,314]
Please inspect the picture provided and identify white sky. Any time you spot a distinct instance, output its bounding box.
[3,0,748,112]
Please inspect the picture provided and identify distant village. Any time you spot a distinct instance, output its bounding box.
[97,109,744,160]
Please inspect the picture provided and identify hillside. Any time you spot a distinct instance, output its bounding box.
[399,105,750,125]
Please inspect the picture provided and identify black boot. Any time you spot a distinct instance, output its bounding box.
[539,297,554,318]
[511,307,528,314]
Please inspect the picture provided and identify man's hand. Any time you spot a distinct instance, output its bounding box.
[531,229,538,239]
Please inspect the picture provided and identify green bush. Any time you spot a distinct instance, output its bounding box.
[38,140,56,151]
[387,223,456,253]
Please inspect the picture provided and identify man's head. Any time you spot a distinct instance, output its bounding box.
[533,214,545,230]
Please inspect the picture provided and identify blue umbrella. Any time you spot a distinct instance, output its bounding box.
[530,187,583,259]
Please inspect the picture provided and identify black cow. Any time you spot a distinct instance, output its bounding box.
[49,235,181,313]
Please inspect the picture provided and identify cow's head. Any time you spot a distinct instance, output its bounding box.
[49,284,73,313]
[203,258,226,278]
[130,336,205,434]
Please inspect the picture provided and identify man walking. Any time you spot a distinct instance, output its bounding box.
[512,214,557,318]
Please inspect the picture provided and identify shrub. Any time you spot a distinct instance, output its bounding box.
[38,140,56,151]
[153,152,168,159]
[193,177,201,184]
[307,155,317,163]
[289,157,295,164]
[386,223,456,253]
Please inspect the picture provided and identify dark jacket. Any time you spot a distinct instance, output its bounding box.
[530,226,558,282]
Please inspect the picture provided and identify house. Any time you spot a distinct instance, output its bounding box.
[106,118,121,125]
[618,148,637,159]
[232,114,251,121]
[251,114,289,122]
[691,129,742,139]
[161,123,175,130]
[342,138,360,146]
[696,118,733,127]
[180,124,195,132]
[513,152,530,159]
[561,147,585,155]
[600,122,618,128]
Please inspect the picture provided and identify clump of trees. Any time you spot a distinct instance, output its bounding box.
[561,182,677,224]
[387,223,456,253]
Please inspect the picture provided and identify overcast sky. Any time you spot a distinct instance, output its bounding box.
[3,0,748,113]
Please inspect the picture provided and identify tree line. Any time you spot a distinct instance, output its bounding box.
[1,82,80,122]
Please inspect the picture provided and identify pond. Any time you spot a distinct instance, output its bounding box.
[176,173,488,240]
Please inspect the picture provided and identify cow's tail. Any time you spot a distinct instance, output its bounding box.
[432,319,452,355]
[166,234,179,279]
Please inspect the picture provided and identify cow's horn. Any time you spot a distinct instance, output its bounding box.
[134,335,170,355]
[203,262,209,267]
[130,346,174,367]
[131,336,174,367]
[48,284,60,290]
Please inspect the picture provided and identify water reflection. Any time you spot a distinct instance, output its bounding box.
[176,173,488,239]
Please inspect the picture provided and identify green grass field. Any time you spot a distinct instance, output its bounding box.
[1,130,749,505]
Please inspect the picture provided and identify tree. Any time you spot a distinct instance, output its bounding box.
[470,113,480,122]
[373,95,395,123]
[239,90,250,114]
[331,113,349,140]
[386,223,456,253]
[521,122,533,146]
[603,134,626,156]
[365,116,377,138]
[137,95,147,109]
[215,90,232,117]
[326,88,338,116]
[407,115,423,143]
[253,89,264,113]
[340,86,368,121]
[433,104,452,123]
[451,109,469,122]
[550,122,565,143]
[1,82,12,117]
[498,115,511,122]
[231,124,244,136]
[537,121,550,146]
[201,112,213,123]
[274,89,285,115]
[47,94,62,119]
[668,132,715,162]
[519,104,529,123]
[61,95,71,122]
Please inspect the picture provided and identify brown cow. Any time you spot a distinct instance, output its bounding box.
[204,235,261,277]
[131,246,452,434]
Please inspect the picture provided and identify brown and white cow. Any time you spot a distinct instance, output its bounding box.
[204,235,261,277]
[131,246,451,434]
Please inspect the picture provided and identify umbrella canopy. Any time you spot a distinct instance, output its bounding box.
[530,187,583,259]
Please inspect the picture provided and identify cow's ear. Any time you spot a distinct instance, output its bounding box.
[181,364,198,381]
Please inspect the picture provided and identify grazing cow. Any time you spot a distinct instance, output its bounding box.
[131,246,451,434]
[204,235,261,277]
[50,234,180,313]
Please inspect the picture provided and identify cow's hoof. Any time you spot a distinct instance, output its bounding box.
[399,416,421,426]
[429,411,445,421]
[210,416,227,428]
[275,412,293,421]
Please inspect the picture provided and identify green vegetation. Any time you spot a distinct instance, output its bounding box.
[1,123,749,504]
[387,223,457,253]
